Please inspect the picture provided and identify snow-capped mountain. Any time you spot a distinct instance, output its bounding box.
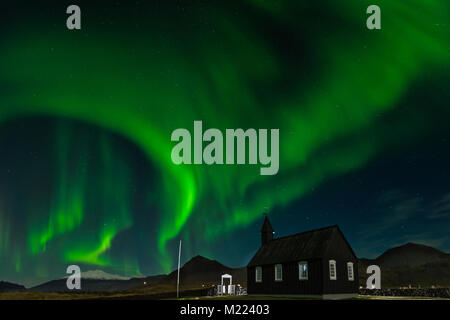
[79,270,130,281]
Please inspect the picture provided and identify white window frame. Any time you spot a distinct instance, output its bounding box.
[274,264,283,281]
[298,261,308,280]
[347,262,354,281]
[329,260,337,280]
[255,266,262,283]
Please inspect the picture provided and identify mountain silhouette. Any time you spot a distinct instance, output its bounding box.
[28,274,165,292]
[359,243,450,288]
[376,243,449,268]
[2,243,449,293]
[165,255,246,286]
[127,255,246,296]
[0,281,26,292]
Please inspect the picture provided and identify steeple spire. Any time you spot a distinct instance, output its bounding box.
[261,214,274,245]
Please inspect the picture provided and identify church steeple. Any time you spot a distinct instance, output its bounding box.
[261,215,274,245]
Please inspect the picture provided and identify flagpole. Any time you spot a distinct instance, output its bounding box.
[177,240,182,299]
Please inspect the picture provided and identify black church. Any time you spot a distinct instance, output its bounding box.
[247,217,359,299]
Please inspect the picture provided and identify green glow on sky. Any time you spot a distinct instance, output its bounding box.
[0,0,449,278]
[28,124,85,255]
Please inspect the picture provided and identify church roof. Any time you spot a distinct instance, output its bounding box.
[248,225,351,267]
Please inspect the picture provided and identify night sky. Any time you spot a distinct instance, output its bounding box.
[0,1,449,287]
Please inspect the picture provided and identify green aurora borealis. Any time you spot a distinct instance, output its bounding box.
[0,0,449,285]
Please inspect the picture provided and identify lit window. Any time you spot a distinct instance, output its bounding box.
[347,262,354,281]
[255,266,262,283]
[299,261,308,280]
[329,260,337,280]
[275,264,283,281]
